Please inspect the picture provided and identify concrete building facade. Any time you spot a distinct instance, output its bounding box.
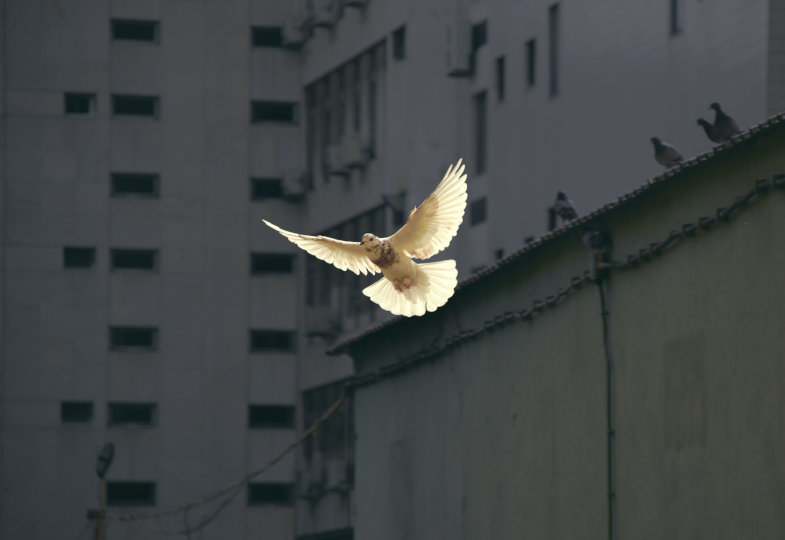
[337,116,785,539]
[1,0,784,539]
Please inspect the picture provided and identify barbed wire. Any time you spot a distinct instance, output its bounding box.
[104,388,347,524]
[347,173,785,389]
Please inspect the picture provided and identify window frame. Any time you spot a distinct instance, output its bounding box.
[111,19,160,43]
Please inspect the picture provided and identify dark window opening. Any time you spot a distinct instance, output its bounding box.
[471,21,487,53]
[63,247,96,269]
[107,481,156,506]
[351,59,361,133]
[250,329,296,352]
[247,483,294,506]
[248,405,295,429]
[64,93,95,115]
[111,249,158,271]
[548,4,560,97]
[251,177,284,200]
[112,95,159,117]
[392,25,406,60]
[111,19,159,42]
[110,326,158,350]
[111,173,159,197]
[251,101,298,123]
[470,197,487,226]
[670,0,681,35]
[526,39,536,87]
[61,401,93,423]
[473,92,487,174]
[108,403,157,426]
[251,253,295,275]
[251,25,283,47]
[495,56,505,102]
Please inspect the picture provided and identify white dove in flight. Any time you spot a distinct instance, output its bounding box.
[263,159,468,317]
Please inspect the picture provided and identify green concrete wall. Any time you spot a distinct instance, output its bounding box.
[347,125,785,539]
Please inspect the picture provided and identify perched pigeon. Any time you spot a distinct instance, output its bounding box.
[263,159,467,317]
[553,191,578,221]
[697,118,722,143]
[651,137,683,168]
[709,102,740,142]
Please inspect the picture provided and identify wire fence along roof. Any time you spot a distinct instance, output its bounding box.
[329,111,785,355]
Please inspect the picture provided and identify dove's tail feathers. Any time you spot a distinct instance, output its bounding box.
[362,260,458,317]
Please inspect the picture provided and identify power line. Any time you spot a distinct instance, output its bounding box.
[106,388,347,524]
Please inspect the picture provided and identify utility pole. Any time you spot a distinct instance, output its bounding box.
[89,443,115,540]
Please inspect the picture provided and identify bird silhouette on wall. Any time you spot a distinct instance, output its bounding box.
[263,159,468,317]
[709,102,740,142]
[548,191,578,230]
[650,137,683,168]
[696,118,722,143]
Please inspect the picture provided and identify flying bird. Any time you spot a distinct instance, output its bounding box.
[697,118,722,143]
[650,137,683,168]
[263,159,468,317]
[709,102,740,142]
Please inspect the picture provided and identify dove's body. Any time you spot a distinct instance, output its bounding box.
[263,159,468,317]
[364,239,414,290]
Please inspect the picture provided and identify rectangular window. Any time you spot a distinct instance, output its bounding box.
[250,177,283,200]
[548,4,560,97]
[351,59,361,133]
[247,483,294,506]
[111,249,158,271]
[251,25,283,47]
[107,481,156,506]
[322,78,333,182]
[470,197,487,226]
[367,51,377,157]
[249,329,296,352]
[251,253,295,275]
[110,326,159,350]
[111,19,159,42]
[495,56,505,102]
[248,405,296,429]
[526,39,536,87]
[108,403,157,426]
[337,68,346,138]
[392,25,406,60]
[471,21,487,53]
[64,93,95,115]
[251,101,298,123]
[112,95,159,117]
[670,0,682,35]
[63,247,96,269]
[61,401,93,423]
[306,86,317,187]
[111,173,159,197]
[473,92,487,174]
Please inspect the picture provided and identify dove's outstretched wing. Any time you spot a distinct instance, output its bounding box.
[389,158,468,260]
[262,220,380,276]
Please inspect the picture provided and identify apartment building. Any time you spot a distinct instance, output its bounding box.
[1,0,783,539]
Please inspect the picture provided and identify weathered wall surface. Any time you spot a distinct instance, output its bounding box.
[348,125,785,539]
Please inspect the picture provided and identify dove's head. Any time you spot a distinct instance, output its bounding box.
[709,102,721,112]
[360,233,381,252]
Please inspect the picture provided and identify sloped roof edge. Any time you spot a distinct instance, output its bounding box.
[328,111,785,355]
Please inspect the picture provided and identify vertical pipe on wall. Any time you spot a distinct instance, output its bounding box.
[598,278,616,540]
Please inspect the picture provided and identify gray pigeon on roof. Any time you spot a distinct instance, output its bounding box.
[709,102,740,142]
[697,118,722,143]
[651,137,683,168]
[553,191,578,221]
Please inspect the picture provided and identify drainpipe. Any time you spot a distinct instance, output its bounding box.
[583,230,616,540]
